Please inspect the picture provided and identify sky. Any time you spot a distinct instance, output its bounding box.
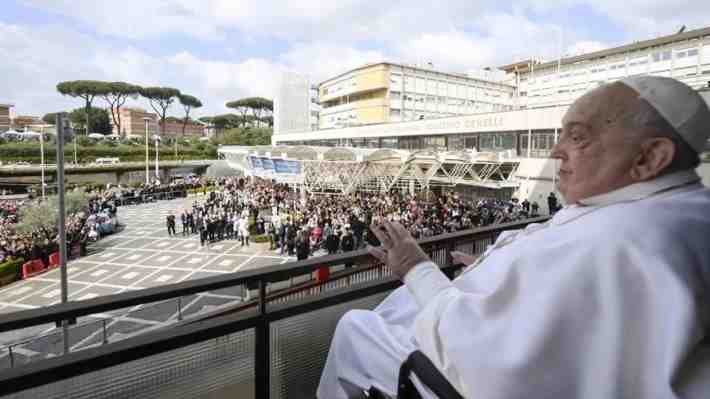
[1,0,709,118]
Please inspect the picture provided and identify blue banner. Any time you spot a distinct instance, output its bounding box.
[261,158,274,170]
[273,159,290,174]
[287,160,301,175]
[250,156,262,169]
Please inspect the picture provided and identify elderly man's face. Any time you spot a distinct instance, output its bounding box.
[551,84,640,203]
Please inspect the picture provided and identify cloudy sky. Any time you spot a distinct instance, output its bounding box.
[1,0,709,117]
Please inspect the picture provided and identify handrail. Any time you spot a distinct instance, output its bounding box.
[183,261,388,324]
[0,217,547,333]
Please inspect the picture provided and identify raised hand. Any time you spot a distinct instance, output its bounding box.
[450,251,477,267]
[367,220,430,279]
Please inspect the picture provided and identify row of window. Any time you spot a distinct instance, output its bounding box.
[527,47,706,83]
[390,71,504,89]
[284,130,559,156]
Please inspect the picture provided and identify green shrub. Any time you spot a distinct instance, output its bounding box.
[252,234,269,243]
[0,257,25,279]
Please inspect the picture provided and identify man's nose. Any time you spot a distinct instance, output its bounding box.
[550,141,565,160]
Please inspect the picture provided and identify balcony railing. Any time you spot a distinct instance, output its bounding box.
[0,217,548,399]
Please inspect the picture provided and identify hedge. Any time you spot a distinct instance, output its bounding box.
[252,234,269,243]
[0,142,217,164]
[0,257,25,286]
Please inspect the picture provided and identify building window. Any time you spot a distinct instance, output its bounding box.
[381,137,398,148]
[662,50,672,60]
[390,91,401,100]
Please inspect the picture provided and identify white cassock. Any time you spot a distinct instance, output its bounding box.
[318,170,710,398]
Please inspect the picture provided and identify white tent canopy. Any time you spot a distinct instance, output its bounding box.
[219,145,521,194]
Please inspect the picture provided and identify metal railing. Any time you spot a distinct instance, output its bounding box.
[0,217,548,398]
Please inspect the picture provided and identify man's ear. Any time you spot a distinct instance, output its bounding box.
[630,137,675,181]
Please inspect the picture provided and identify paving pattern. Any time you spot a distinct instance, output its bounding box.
[0,196,296,368]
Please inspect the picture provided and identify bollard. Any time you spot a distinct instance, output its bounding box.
[177,297,183,321]
[8,346,14,368]
[102,319,108,345]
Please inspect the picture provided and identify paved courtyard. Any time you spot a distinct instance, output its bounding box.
[0,197,296,367]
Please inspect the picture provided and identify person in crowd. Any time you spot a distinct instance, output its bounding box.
[317,76,710,398]
[521,198,530,214]
[547,191,559,215]
[188,210,195,234]
[197,215,207,247]
[340,227,355,268]
[296,230,310,261]
[238,216,250,247]
[166,212,176,236]
[180,211,189,236]
[266,221,276,250]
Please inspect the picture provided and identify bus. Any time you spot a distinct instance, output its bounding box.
[95,157,120,165]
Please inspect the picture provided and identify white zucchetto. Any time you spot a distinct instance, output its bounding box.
[620,76,710,153]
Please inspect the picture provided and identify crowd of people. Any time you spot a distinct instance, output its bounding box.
[0,177,213,266]
[0,194,116,266]
[168,177,549,262]
[3,174,555,269]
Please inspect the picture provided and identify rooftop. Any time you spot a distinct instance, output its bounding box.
[318,61,516,89]
[500,25,710,73]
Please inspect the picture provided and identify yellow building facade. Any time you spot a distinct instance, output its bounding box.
[0,104,13,132]
[318,62,515,129]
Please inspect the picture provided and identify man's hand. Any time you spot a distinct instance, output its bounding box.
[367,220,430,279]
[451,251,477,266]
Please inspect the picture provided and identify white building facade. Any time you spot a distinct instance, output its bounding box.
[271,27,710,201]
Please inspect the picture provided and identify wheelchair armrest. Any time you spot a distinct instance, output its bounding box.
[397,350,463,399]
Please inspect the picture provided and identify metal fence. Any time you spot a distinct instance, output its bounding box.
[0,218,548,398]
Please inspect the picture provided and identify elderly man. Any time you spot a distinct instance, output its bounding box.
[318,76,710,399]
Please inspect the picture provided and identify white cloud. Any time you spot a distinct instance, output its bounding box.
[7,0,709,117]
[525,0,710,40]
[566,41,607,57]
[22,0,221,40]
[0,22,281,116]
[279,43,387,83]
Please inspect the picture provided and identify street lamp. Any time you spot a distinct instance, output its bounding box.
[40,125,45,199]
[154,133,160,183]
[143,117,151,185]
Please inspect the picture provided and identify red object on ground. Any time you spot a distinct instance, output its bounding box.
[48,252,60,269]
[315,266,330,283]
[21,259,46,279]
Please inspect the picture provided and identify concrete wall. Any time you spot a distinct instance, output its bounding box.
[514,158,710,206]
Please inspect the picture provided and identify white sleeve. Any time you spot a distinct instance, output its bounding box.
[403,261,453,308]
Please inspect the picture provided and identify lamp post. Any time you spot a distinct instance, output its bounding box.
[40,126,45,199]
[143,117,151,185]
[155,134,160,183]
[56,113,70,354]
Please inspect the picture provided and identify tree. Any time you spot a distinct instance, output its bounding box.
[69,107,111,134]
[15,190,89,242]
[251,97,273,127]
[100,82,141,137]
[42,113,59,125]
[225,99,252,127]
[56,81,107,137]
[178,94,203,137]
[139,87,180,135]
[216,127,271,146]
